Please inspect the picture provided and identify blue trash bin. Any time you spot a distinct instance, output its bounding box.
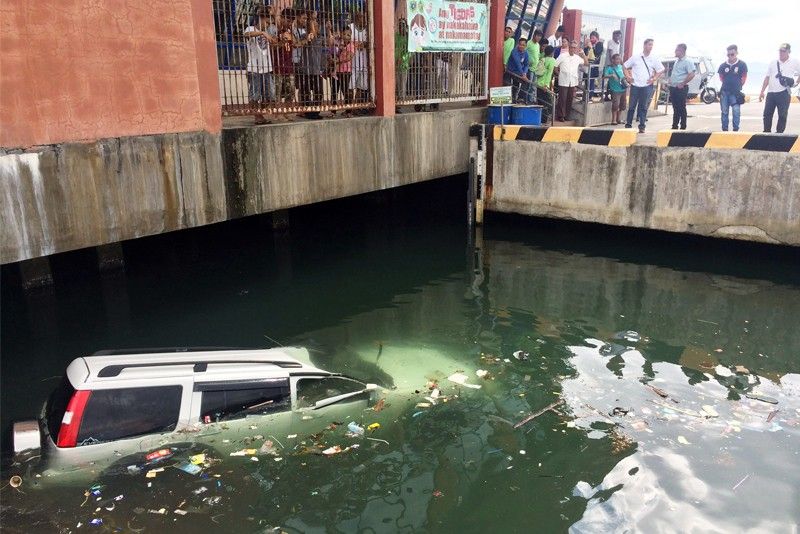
[511,105,543,126]
[487,104,512,125]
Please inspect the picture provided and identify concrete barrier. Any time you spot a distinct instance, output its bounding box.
[491,126,638,147]
[473,125,800,246]
[657,131,800,153]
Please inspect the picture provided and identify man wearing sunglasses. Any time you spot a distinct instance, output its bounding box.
[717,45,748,132]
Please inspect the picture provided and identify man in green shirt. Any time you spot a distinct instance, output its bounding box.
[503,26,515,66]
[525,29,543,103]
[536,45,557,122]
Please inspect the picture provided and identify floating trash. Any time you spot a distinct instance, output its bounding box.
[745,393,778,405]
[347,422,365,436]
[448,373,481,389]
[615,331,641,343]
[715,365,734,377]
[513,350,529,361]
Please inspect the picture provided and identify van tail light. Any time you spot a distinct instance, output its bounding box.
[56,390,91,448]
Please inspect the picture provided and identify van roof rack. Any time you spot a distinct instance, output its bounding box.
[97,359,305,378]
[91,347,254,356]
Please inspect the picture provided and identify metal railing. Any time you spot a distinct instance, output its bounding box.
[214,0,374,116]
[397,52,487,105]
[394,0,488,106]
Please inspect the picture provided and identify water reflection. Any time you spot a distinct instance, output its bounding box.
[2,206,799,532]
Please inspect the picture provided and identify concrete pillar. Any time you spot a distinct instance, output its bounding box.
[623,18,636,62]
[488,0,506,90]
[562,9,582,42]
[96,242,125,272]
[19,257,53,290]
[271,209,290,231]
[543,0,565,39]
[373,0,395,116]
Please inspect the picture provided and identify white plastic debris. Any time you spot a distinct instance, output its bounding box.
[476,370,489,378]
[447,373,481,389]
[715,365,734,377]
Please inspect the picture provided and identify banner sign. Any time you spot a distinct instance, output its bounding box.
[489,86,513,104]
[406,1,488,53]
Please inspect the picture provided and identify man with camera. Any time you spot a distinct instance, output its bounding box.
[760,43,800,133]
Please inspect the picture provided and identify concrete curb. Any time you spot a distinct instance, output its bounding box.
[657,131,800,153]
[487,125,638,147]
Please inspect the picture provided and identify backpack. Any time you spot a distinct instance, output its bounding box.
[534,57,546,77]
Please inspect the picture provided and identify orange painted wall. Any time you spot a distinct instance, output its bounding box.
[0,0,222,148]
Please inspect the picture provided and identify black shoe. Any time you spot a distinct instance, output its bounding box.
[638,127,645,133]
[671,124,679,130]
[625,123,632,128]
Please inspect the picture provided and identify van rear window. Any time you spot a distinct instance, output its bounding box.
[76,386,182,446]
[46,377,76,440]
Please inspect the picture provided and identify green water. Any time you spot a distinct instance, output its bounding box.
[2,177,799,533]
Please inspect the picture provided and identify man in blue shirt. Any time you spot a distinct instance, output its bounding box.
[668,43,696,130]
[505,38,531,103]
[717,44,748,131]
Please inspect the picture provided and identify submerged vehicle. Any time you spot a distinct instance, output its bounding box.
[11,345,482,486]
[11,347,383,483]
[661,56,718,104]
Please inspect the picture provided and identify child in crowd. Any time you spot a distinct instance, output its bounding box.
[332,28,354,115]
[244,7,276,124]
[604,53,627,124]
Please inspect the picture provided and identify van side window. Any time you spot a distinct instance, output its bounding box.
[296,377,364,408]
[76,386,182,446]
[200,384,290,423]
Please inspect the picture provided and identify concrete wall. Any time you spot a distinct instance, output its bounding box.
[0,108,484,263]
[220,110,483,218]
[0,0,221,148]
[487,141,800,246]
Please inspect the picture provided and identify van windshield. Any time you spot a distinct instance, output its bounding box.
[45,377,76,440]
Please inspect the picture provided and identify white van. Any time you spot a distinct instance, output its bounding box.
[13,347,379,482]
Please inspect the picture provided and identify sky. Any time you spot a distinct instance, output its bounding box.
[565,0,799,92]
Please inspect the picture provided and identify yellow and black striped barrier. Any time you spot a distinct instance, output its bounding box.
[657,131,800,153]
[492,126,637,147]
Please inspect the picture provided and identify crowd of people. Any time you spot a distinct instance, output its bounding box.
[503,26,800,134]
[242,5,370,123]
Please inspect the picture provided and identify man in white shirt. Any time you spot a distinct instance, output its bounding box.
[759,43,800,133]
[554,40,589,122]
[547,26,565,48]
[623,38,665,133]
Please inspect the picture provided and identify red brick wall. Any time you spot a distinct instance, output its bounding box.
[0,0,222,148]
